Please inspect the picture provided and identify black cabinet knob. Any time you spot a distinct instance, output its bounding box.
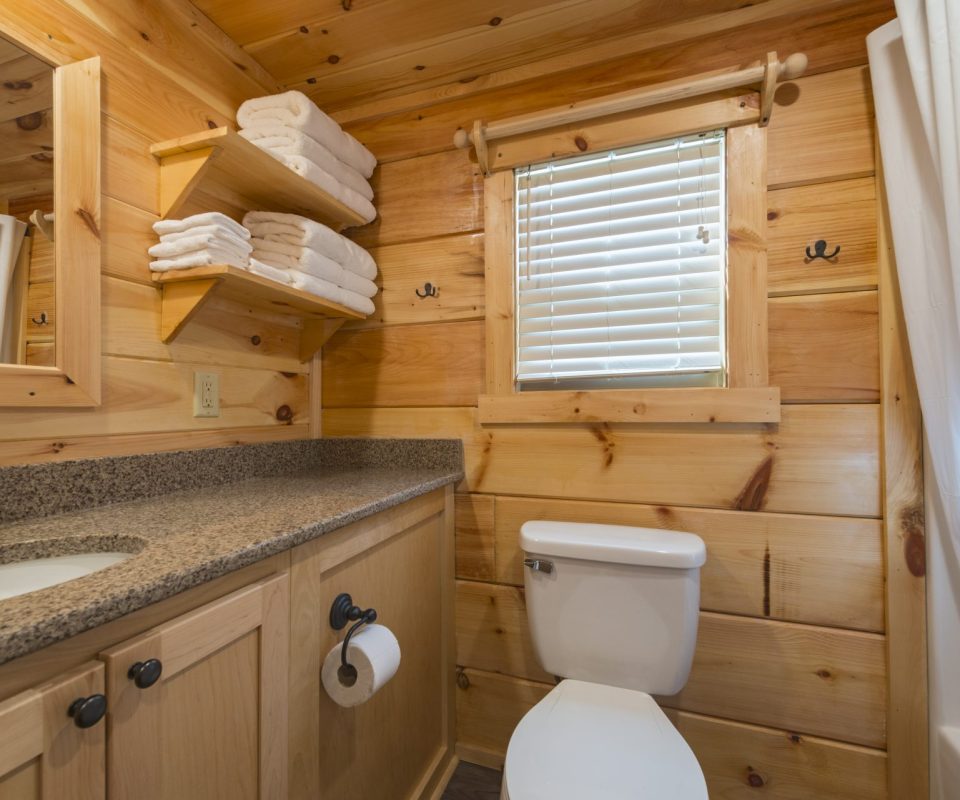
[128,658,163,689]
[67,694,106,729]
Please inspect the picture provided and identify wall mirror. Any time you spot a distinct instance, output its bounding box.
[0,30,100,407]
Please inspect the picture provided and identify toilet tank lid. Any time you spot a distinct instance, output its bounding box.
[520,521,706,568]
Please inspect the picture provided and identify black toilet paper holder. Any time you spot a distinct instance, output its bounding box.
[329,593,378,683]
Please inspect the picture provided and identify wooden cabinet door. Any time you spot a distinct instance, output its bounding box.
[101,574,288,800]
[0,662,105,800]
[289,490,455,800]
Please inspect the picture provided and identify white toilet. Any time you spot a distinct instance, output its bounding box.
[501,520,709,800]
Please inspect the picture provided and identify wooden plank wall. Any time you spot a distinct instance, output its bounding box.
[0,0,305,465]
[322,5,898,797]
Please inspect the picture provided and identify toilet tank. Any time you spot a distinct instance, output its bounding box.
[520,521,706,696]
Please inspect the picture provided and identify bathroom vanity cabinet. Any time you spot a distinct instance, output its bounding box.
[0,487,455,800]
[0,661,105,799]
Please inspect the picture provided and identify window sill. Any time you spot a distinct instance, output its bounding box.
[477,387,781,425]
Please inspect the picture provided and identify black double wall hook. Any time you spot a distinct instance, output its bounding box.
[31,311,48,326]
[805,240,841,261]
[329,593,378,686]
[415,282,438,298]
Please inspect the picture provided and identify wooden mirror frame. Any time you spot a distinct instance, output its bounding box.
[0,55,101,407]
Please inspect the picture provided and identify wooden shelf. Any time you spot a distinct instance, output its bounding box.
[150,127,368,230]
[151,265,365,362]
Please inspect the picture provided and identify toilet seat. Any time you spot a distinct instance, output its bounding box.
[501,680,708,800]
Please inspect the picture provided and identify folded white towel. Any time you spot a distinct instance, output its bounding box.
[240,126,373,201]
[150,247,249,272]
[247,258,293,285]
[149,232,252,259]
[242,211,377,279]
[281,154,376,223]
[153,212,248,240]
[250,236,303,261]
[335,265,377,297]
[289,270,375,316]
[159,223,251,245]
[252,239,377,297]
[249,248,299,271]
[237,90,376,177]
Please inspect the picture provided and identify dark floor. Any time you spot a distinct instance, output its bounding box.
[441,761,503,800]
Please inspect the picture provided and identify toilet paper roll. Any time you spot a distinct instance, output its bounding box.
[321,623,401,707]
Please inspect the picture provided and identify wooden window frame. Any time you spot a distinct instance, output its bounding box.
[480,98,779,424]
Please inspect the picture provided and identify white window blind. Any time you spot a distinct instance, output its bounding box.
[515,131,726,386]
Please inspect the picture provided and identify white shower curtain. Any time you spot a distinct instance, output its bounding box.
[868,4,960,797]
[0,214,27,360]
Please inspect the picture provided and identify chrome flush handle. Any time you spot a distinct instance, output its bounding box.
[523,558,554,574]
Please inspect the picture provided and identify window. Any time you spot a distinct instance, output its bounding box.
[480,117,776,425]
[514,132,726,389]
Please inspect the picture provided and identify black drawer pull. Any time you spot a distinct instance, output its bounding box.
[128,658,163,689]
[68,694,106,728]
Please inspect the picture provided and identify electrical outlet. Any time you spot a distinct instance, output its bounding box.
[193,372,220,418]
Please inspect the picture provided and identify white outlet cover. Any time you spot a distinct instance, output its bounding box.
[193,371,220,417]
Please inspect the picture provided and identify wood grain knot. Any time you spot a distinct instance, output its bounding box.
[299,25,309,33]
[734,455,773,511]
[489,16,502,25]
[306,78,317,84]
[746,768,765,788]
[766,210,779,221]
[4,80,32,91]
[76,208,100,239]
[905,530,926,577]
[456,668,470,690]
[275,404,293,422]
[901,503,926,576]
[414,64,426,71]
[815,668,833,681]
[250,335,261,346]
[15,111,44,131]
[574,136,588,151]
[327,54,341,64]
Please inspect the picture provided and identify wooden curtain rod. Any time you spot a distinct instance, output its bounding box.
[454,51,807,173]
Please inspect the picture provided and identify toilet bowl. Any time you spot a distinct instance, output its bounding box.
[501,680,707,800]
[500,521,709,799]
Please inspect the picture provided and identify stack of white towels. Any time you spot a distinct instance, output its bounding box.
[147,210,377,316]
[237,91,377,224]
[149,212,252,272]
[246,211,377,316]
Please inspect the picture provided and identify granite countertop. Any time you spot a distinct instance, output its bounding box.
[0,439,463,665]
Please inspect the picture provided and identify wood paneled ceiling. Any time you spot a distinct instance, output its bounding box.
[191,0,779,111]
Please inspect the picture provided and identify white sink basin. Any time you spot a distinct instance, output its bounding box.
[0,552,133,600]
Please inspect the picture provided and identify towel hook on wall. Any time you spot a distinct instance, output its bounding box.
[415,282,438,299]
[805,239,841,261]
[29,209,54,242]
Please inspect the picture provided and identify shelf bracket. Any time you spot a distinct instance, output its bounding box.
[158,146,221,219]
[300,318,347,362]
[159,278,221,343]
